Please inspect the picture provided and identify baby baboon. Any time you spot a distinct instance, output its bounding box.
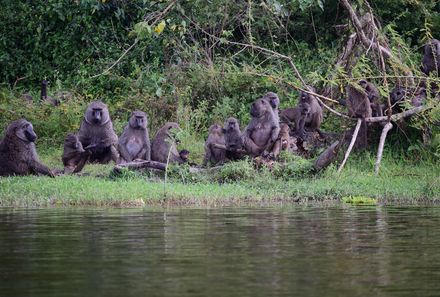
[263,92,280,123]
[346,85,372,149]
[151,122,185,164]
[271,123,297,159]
[280,102,311,139]
[0,119,54,177]
[223,117,244,160]
[78,101,118,164]
[422,39,440,75]
[243,97,280,157]
[203,124,226,166]
[179,149,190,163]
[359,79,383,117]
[62,133,90,174]
[298,89,323,134]
[118,110,151,164]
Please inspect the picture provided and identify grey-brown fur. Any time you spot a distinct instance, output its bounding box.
[280,102,311,139]
[422,39,440,75]
[118,110,150,164]
[298,89,323,133]
[263,92,280,123]
[151,122,185,164]
[0,119,54,177]
[223,117,244,160]
[62,133,90,174]
[347,85,372,149]
[78,101,118,164]
[359,79,383,117]
[203,124,226,166]
[243,97,280,157]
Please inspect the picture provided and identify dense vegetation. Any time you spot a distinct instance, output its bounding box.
[0,0,439,191]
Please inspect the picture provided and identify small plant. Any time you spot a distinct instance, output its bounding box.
[342,196,377,205]
[273,153,313,179]
[217,159,255,183]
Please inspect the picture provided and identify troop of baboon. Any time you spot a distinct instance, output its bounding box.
[0,39,439,176]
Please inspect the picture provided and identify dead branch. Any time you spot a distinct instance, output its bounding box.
[374,122,393,175]
[114,160,167,172]
[314,141,340,171]
[338,118,362,173]
[365,106,426,123]
[212,143,247,154]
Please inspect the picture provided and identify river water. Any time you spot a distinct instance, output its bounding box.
[0,206,439,297]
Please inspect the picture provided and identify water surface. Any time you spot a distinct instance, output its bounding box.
[1,206,439,297]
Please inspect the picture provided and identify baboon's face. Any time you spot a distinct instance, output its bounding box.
[299,102,311,115]
[179,150,189,161]
[15,120,37,143]
[250,98,271,118]
[299,91,312,104]
[224,118,239,132]
[390,87,406,104]
[264,92,280,109]
[129,111,148,129]
[209,124,223,136]
[85,101,110,125]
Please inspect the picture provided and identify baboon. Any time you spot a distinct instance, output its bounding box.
[298,89,323,134]
[179,149,190,163]
[422,39,440,75]
[151,122,185,164]
[346,85,372,149]
[263,92,280,123]
[359,79,383,117]
[223,117,244,160]
[40,80,60,106]
[118,110,151,164]
[78,101,118,164]
[62,133,90,174]
[203,124,226,166]
[271,123,297,159]
[0,119,54,177]
[280,102,311,139]
[243,97,280,157]
[390,85,427,111]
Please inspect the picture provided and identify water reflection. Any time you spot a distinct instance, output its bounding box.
[0,206,439,297]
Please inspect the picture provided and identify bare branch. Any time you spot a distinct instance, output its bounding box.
[338,118,362,173]
[374,122,393,175]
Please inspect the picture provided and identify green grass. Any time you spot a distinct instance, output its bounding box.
[0,147,439,207]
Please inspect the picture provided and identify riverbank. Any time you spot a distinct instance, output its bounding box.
[0,149,439,207]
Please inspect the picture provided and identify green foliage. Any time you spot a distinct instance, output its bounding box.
[272,153,314,179]
[217,160,256,183]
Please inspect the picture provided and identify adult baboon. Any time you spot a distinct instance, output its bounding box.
[118,110,150,164]
[263,92,280,123]
[346,85,372,149]
[78,101,118,164]
[359,79,383,117]
[0,119,54,177]
[223,117,244,160]
[203,124,226,166]
[422,39,440,75]
[271,123,297,159]
[280,102,311,139]
[298,89,323,134]
[62,133,90,174]
[243,97,280,157]
[151,122,185,164]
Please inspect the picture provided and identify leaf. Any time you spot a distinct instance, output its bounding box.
[154,20,166,35]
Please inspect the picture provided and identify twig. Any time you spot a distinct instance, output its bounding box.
[90,0,178,79]
[338,118,362,173]
[374,122,393,175]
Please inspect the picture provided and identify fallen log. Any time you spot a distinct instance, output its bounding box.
[113,160,223,174]
[313,141,340,171]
